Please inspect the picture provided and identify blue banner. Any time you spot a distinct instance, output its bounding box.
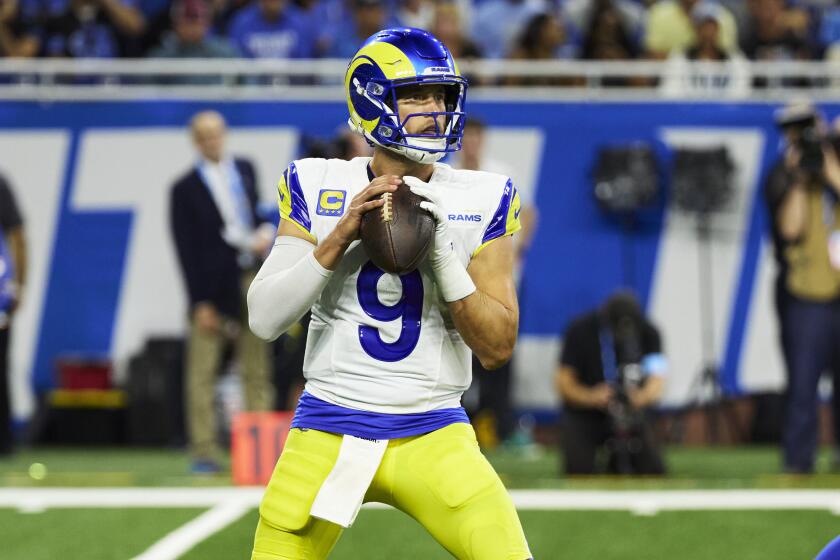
[2,99,828,400]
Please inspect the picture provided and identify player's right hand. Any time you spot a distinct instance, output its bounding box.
[404,176,455,271]
[331,175,400,247]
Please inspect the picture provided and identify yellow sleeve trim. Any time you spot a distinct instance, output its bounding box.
[471,224,521,258]
[277,168,316,243]
[280,214,317,243]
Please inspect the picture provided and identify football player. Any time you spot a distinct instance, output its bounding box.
[248,27,531,560]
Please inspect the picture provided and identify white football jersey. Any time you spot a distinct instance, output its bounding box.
[277,156,521,414]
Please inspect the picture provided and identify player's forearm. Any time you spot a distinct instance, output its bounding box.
[449,291,517,370]
[313,231,352,271]
[248,236,332,340]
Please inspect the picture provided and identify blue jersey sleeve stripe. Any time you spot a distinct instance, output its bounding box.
[481,179,514,244]
[286,162,312,231]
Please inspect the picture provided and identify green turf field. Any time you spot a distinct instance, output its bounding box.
[0,507,835,559]
[191,509,840,560]
[0,446,837,559]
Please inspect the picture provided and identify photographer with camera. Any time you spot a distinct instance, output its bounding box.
[555,291,667,475]
[766,102,840,474]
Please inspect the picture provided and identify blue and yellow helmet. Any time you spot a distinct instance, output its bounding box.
[345,27,468,163]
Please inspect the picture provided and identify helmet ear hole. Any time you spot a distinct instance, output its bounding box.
[444,84,460,112]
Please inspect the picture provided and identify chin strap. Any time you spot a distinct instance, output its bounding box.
[396,144,447,163]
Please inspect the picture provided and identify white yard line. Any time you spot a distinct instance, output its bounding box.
[1,488,839,514]
[130,499,254,560]
[2,488,838,559]
[0,487,266,513]
[508,490,840,515]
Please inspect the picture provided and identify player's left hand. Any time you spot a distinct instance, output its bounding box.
[404,176,455,270]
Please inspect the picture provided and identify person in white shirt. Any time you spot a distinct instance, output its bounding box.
[170,111,275,474]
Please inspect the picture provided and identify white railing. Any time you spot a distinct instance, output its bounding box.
[1,58,840,101]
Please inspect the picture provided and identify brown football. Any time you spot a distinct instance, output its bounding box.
[360,180,435,275]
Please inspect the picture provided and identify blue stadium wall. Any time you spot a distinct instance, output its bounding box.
[0,99,822,418]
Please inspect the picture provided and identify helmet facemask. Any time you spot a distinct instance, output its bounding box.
[350,76,467,163]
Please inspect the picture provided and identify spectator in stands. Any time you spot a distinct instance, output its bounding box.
[149,0,237,59]
[395,0,433,29]
[645,0,738,58]
[210,0,251,33]
[579,0,640,61]
[507,12,573,85]
[472,0,548,59]
[0,173,26,457]
[511,12,570,59]
[660,2,750,98]
[819,3,840,58]
[555,291,667,475]
[290,0,342,57]
[740,0,811,61]
[38,0,146,57]
[717,0,751,40]
[324,0,392,58]
[430,2,481,82]
[170,110,276,474]
[764,102,840,474]
[133,0,172,55]
[228,0,315,58]
[0,0,38,57]
[566,0,644,56]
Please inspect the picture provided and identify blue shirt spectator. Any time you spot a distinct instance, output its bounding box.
[472,0,549,59]
[149,0,237,60]
[292,0,344,56]
[228,0,315,58]
[19,0,69,21]
[37,0,145,58]
[324,0,397,58]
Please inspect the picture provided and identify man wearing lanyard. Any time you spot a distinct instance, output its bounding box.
[170,110,276,473]
[766,103,840,474]
[555,292,667,475]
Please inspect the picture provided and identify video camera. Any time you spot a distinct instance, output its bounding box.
[607,316,645,429]
[601,295,649,473]
[775,102,840,177]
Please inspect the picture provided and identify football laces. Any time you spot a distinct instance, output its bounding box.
[381,192,393,222]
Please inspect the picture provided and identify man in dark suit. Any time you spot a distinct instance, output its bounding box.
[170,110,275,473]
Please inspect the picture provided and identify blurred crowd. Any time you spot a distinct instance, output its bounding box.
[0,0,838,67]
